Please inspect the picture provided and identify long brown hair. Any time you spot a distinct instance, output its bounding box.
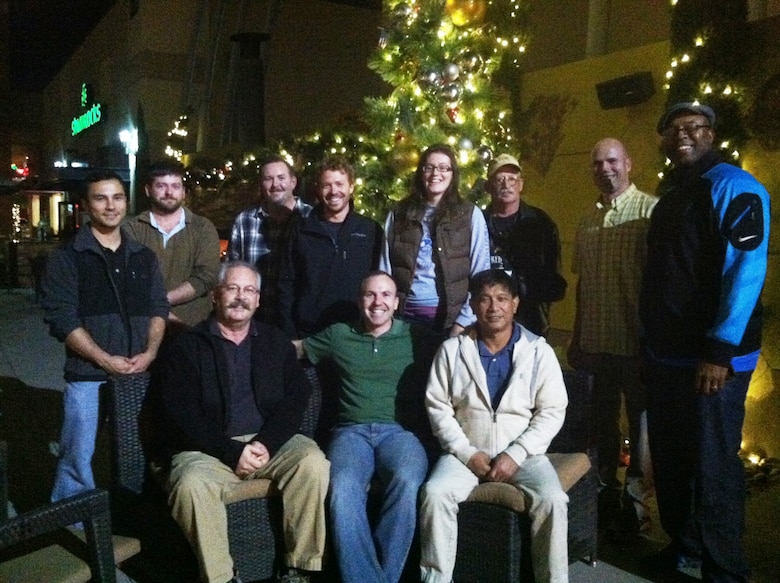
[396,144,466,224]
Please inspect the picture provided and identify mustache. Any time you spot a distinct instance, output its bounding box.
[227,299,252,310]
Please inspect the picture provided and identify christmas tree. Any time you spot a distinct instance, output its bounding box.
[662,0,750,173]
[355,0,531,218]
[170,1,533,221]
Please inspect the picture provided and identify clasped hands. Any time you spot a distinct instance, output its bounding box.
[467,451,519,483]
[235,441,270,478]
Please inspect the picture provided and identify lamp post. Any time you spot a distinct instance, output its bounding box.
[119,128,139,213]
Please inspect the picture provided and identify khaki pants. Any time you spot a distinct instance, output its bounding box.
[167,434,330,583]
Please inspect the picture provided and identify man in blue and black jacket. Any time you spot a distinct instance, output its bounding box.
[640,102,770,583]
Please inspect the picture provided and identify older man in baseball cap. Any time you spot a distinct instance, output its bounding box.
[482,153,566,337]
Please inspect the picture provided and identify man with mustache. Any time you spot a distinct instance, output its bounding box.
[483,154,566,337]
[278,155,383,339]
[154,261,330,583]
[126,160,221,327]
[228,155,312,326]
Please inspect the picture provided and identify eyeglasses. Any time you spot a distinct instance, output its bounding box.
[422,164,453,174]
[492,176,520,186]
[222,284,259,296]
[661,123,711,138]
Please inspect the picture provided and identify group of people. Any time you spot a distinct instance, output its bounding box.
[39,101,769,583]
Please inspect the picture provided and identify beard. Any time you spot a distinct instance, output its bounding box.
[151,197,184,214]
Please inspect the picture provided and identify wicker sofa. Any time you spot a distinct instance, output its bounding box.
[107,365,322,582]
[0,441,140,583]
[452,369,598,583]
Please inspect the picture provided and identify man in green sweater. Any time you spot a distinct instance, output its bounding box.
[296,271,435,583]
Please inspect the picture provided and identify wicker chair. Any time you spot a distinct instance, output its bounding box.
[452,369,598,583]
[107,365,322,582]
[0,441,132,583]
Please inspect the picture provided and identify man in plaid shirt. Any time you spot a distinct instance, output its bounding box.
[228,155,311,325]
[568,138,658,538]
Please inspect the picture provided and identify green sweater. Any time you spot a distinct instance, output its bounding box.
[304,319,417,425]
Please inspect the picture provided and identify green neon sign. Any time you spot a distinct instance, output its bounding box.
[71,83,104,136]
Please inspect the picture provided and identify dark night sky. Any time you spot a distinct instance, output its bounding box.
[8,0,380,93]
[8,0,116,93]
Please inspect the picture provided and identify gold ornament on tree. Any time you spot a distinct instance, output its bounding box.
[445,0,487,28]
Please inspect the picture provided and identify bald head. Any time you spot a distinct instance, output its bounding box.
[590,138,632,201]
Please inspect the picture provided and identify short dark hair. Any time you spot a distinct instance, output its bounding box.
[469,269,518,298]
[82,170,125,199]
[146,160,185,185]
[259,154,296,178]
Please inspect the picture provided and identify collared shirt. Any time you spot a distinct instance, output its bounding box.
[209,319,264,436]
[149,209,186,248]
[228,198,312,266]
[477,323,522,409]
[572,183,658,355]
[228,198,312,323]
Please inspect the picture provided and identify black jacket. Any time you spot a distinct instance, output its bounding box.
[41,226,169,381]
[278,208,382,338]
[153,318,311,470]
[484,203,567,335]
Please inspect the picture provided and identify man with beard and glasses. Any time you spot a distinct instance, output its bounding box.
[154,261,330,583]
[126,160,221,328]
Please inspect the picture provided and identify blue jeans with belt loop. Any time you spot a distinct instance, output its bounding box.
[327,422,428,583]
[51,380,103,502]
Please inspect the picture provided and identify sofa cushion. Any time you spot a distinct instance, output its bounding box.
[464,452,591,513]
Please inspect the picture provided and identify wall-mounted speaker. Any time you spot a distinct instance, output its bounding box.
[596,71,656,109]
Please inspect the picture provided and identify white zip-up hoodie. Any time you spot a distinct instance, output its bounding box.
[426,326,568,467]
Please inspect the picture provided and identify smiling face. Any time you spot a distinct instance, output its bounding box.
[260,161,297,208]
[85,178,127,233]
[213,265,260,327]
[591,139,632,200]
[317,169,354,221]
[421,151,454,204]
[661,113,715,167]
[471,283,519,337]
[146,173,185,215]
[360,273,399,336]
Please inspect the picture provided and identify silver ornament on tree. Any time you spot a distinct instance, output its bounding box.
[439,81,462,105]
[457,50,483,74]
[417,67,442,91]
[477,145,494,163]
[459,137,474,150]
[392,2,413,24]
[441,62,460,82]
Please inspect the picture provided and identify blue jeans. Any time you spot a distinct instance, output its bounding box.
[646,363,752,583]
[51,380,103,502]
[328,423,428,583]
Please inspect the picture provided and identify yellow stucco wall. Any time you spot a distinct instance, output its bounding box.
[519,41,780,457]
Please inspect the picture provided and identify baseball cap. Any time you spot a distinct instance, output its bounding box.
[488,154,522,179]
[657,102,716,135]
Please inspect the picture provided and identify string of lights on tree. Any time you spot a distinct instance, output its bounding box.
[164,0,531,220]
[659,0,751,180]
